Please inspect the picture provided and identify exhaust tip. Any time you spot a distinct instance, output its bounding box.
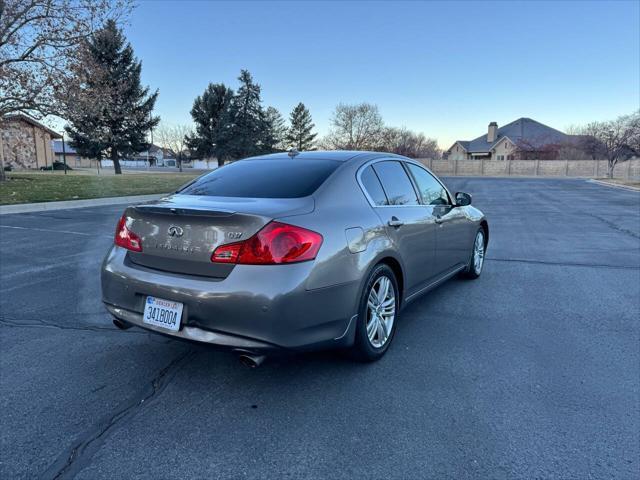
[112,318,132,330]
[238,353,266,368]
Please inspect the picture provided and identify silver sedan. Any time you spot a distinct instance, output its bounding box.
[101,151,488,366]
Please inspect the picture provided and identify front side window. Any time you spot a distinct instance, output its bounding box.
[372,161,419,206]
[406,163,450,206]
[360,166,388,206]
[179,159,340,198]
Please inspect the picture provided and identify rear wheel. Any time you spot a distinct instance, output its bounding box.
[462,228,485,279]
[352,264,399,361]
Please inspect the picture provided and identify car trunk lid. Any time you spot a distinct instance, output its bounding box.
[124,194,314,278]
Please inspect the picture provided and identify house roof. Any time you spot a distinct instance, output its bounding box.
[453,141,470,151]
[454,117,570,153]
[3,114,63,139]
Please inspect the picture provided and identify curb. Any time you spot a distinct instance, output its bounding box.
[587,179,640,192]
[0,193,165,215]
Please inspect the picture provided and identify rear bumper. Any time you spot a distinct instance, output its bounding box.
[101,247,359,351]
[105,303,284,352]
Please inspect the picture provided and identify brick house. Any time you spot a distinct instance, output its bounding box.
[1,114,62,169]
[446,118,582,161]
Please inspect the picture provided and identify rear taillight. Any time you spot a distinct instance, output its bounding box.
[114,214,142,252]
[211,221,323,265]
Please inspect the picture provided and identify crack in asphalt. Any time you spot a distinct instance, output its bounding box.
[486,257,639,270]
[0,317,148,335]
[39,348,195,480]
[583,213,640,240]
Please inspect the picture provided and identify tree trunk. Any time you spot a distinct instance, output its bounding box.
[178,156,183,173]
[217,156,224,168]
[112,149,122,175]
[0,124,6,182]
[607,159,615,179]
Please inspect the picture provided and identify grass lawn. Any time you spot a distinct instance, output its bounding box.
[0,171,202,205]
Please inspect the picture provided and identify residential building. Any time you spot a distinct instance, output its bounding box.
[99,145,179,168]
[447,118,581,161]
[52,140,100,168]
[1,114,61,169]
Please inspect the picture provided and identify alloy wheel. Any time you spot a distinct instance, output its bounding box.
[473,230,485,275]
[366,276,396,348]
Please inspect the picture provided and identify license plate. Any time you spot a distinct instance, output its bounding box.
[143,296,183,332]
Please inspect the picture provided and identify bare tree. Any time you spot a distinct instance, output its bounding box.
[0,0,132,179]
[156,123,194,172]
[321,102,384,150]
[514,137,563,160]
[378,127,441,158]
[578,112,639,178]
[0,0,132,118]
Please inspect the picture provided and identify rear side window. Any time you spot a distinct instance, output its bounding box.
[360,166,388,206]
[179,159,340,198]
[406,163,450,205]
[372,161,419,206]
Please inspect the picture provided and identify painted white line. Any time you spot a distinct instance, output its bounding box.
[0,224,111,238]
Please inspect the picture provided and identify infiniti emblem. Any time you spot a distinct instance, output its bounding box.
[168,226,184,237]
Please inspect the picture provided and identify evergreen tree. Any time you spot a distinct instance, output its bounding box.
[216,70,268,160]
[63,20,158,174]
[263,106,288,152]
[185,83,234,167]
[286,102,317,151]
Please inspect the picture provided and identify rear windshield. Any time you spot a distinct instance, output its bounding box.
[178,159,340,198]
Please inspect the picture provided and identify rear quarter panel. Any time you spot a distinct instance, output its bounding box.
[277,160,400,305]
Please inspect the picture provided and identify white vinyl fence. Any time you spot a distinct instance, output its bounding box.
[417,158,640,179]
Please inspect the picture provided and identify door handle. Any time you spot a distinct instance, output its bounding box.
[387,217,404,228]
[434,217,443,224]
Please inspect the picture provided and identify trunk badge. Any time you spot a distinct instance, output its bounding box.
[168,226,184,237]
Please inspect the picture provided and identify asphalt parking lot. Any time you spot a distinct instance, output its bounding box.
[1,178,639,479]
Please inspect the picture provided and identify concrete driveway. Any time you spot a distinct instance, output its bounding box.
[1,178,638,479]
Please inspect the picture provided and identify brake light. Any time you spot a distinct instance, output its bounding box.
[114,214,142,252]
[211,221,323,265]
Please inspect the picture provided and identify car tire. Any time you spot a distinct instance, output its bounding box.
[351,263,399,362]
[462,228,486,279]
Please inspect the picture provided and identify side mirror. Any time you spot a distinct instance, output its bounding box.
[455,192,472,207]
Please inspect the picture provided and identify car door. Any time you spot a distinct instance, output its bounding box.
[405,162,469,276]
[362,161,438,296]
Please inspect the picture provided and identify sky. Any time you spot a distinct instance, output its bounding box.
[124,0,640,149]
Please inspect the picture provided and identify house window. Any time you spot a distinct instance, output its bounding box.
[497,155,505,161]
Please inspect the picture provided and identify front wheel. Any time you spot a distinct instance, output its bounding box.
[351,264,399,362]
[462,228,485,279]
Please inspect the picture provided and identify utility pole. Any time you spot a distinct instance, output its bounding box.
[0,122,6,181]
[147,110,152,171]
[62,132,68,175]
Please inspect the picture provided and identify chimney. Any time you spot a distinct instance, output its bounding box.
[487,122,498,143]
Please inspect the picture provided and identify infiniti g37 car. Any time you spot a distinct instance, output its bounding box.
[101,151,488,365]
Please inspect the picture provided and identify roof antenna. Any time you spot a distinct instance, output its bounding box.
[288,148,300,158]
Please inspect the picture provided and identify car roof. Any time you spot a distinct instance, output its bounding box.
[243,150,407,163]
